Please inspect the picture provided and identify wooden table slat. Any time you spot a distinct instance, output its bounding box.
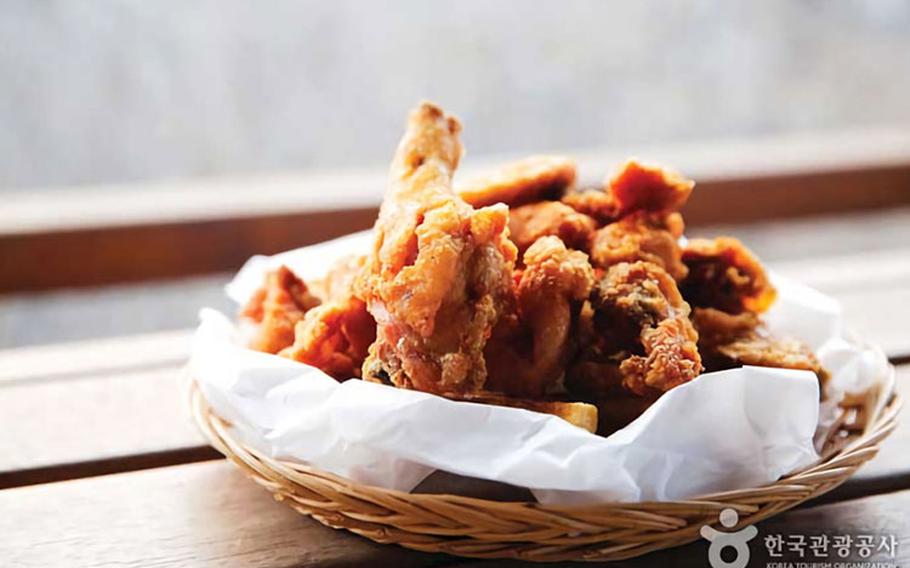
[0,328,192,385]
[0,366,214,489]
[0,461,453,568]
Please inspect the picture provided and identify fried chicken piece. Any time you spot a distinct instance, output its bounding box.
[681,237,777,314]
[279,294,376,380]
[242,265,322,354]
[565,262,701,434]
[692,307,828,386]
[457,155,576,208]
[359,102,517,395]
[508,201,596,256]
[589,212,688,280]
[565,359,657,435]
[561,159,694,224]
[608,159,694,217]
[313,254,368,302]
[485,236,594,398]
[588,261,702,396]
[561,187,616,225]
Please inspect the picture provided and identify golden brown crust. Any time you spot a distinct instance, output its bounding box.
[681,237,777,314]
[279,295,376,381]
[485,237,594,398]
[457,155,576,208]
[508,201,596,256]
[317,254,368,302]
[242,265,322,354]
[607,159,694,217]
[359,102,517,395]
[692,307,828,386]
[592,262,702,396]
[589,212,688,280]
[560,159,694,225]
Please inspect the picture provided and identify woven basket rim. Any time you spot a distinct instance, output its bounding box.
[186,374,900,562]
[188,375,899,508]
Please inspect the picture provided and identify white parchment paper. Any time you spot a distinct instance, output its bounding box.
[190,231,892,504]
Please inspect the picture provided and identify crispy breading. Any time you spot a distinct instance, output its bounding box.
[589,212,688,280]
[561,159,694,224]
[359,102,517,394]
[314,253,368,302]
[692,307,828,385]
[242,265,321,354]
[508,201,596,256]
[560,187,617,225]
[457,155,576,208]
[607,159,694,217]
[485,236,594,398]
[279,295,376,380]
[589,261,702,396]
[681,237,777,314]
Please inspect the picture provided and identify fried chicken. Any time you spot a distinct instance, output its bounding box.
[279,294,376,380]
[457,155,576,208]
[242,265,322,354]
[681,237,777,314]
[573,261,702,397]
[313,254,368,302]
[608,159,695,217]
[485,236,594,398]
[358,102,517,395]
[589,212,688,280]
[508,201,596,256]
[692,307,828,386]
[561,159,694,224]
[571,160,692,280]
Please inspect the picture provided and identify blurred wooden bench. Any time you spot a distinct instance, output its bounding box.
[2,131,909,567]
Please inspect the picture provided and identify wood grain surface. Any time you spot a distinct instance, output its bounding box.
[0,461,454,568]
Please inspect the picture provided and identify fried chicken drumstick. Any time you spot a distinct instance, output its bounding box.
[358,102,518,395]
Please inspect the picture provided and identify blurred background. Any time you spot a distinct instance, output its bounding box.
[3,0,910,191]
[2,0,910,348]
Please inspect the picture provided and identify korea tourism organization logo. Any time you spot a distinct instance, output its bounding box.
[700,508,900,568]
[701,508,758,568]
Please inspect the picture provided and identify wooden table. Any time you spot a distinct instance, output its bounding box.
[2,135,910,567]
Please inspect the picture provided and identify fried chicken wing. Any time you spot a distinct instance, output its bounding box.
[242,265,321,354]
[681,237,777,314]
[457,155,576,208]
[279,294,376,380]
[589,212,688,280]
[359,102,517,394]
[485,236,594,398]
[508,201,596,256]
[588,261,702,396]
[692,307,828,387]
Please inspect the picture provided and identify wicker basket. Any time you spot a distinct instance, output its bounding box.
[188,378,900,563]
